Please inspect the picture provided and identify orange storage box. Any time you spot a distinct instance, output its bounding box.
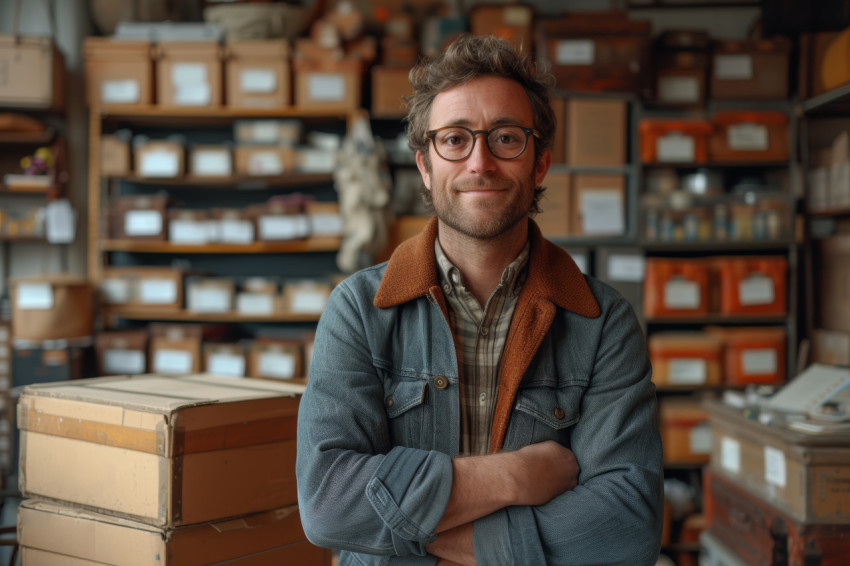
[644,258,710,317]
[709,111,789,162]
[706,326,786,385]
[713,256,787,315]
[659,398,711,465]
[649,332,723,387]
[639,119,713,163]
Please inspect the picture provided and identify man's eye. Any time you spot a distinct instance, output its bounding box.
[441,132,467,146]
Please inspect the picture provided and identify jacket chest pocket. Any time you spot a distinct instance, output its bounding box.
[507,383,584,447]
[385,379,429,448]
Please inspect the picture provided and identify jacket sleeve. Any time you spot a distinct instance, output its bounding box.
[473,296,664,566]
[296,282,453,558]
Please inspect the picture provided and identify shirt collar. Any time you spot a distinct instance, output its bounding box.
[435,237,530,298]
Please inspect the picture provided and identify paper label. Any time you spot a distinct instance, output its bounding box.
[663,278,701,309]
[139,279,178,305]
[290,289,328,313]
[743,349,778,375]
[240,69,277,93]
[669,359,707,385]
[607,255,645,282]
[299,150,336,172]
[192,150,231,176]
[102,79,140,104]
[739,273,775,305]
[504,6,531,25]
[728,123,769,151]
[125,209,163,236]
[764,446,787,487]
[657,133,695,162]
[658,76,700,103]
[153,349,193,374]
[714,54,753,80]
[175,83,211,105]
[236,293,275,315]
[310,213,343,235]
[251,121,280,143]
[46,199,76,244]
[308,74,346,101]
[103,349,145,374]
[208,353,245,377]
[721,436,741,474]
[247,151,283,175]
[189,287,231,312]
[100,279,132,304]
[579,189,624,235]
[219,219,254,243]
[140,150,179,177]
[170,219,208,244]
[16,283,53,310]
[689,423,712,454]
[259,216,302,240]
[172,63,207,85]
[258,351,296,379]
[555,40,594,65]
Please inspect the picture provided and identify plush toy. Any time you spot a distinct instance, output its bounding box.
[20,146,54,175]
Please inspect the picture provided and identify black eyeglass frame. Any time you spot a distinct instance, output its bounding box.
[424,125,539,161]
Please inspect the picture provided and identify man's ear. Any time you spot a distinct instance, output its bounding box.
[534,148,552,187]
[416,150,431,190]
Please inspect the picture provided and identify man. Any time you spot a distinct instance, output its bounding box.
[296,34,663,565]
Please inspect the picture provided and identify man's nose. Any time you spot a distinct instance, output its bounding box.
[465,133,497,174]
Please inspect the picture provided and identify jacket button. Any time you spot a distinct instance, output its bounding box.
[433,375,448,389]
[554,407,565,420]
[386,396,394,407]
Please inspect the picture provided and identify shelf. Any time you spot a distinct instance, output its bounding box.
[642,160,790,169]
[646,314,788,325]
[662,461,707,470]
[809,207,850,219]
[642,240,795,252]
[101,237,342,254]
[98,104,357,126]
[109,173,334,189]
[0,130,55,145]
[802,82,850,115]
[0,235,45,243]
[549,235,635,247]
[0,184,52,195]
[105,307,322,323]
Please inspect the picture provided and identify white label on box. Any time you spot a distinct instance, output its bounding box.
[102,79,140,104]
[251,121,280,143]
[743,348,778,375]
[103,349,145,374]
[139,279,177,305]
[189,287,231,313]
[669,359,707,385]
[739,273,775,306]
[607,255,645,282]
[664,278,701,309]
[689,423,712,454]
[657,133,695,162]
[192,150,231,176]
[504,6,531,25]
[240,69,277,93]
[258,351,296,379]
[140,150,179,177]
[170,219,208,244]
[219,219,254,243]
[46,199,76,244]
[830,162,850,208]
[16,283,53,310]
[299,150,335,173]
[310,213,343,236]
[308,74,346,102]
[100,279,132,304]
[721,436,741,474]
[173,63,207,85]
[555,40,594,65]
[580,190,624,235]
[208,353,245,377]
[248,151,283,175]
[176,83,211,106]
[236,292,275,315]
[154,349,193,374]
[259,216,301,240]
[658,76,700,103]
[728,123,769,151]
[125,210,164,236]
[764,445,787,487]
[714,54,753,80]
[290,289,327,313]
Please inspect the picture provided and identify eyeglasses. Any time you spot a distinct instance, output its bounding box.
[425,125,538,161]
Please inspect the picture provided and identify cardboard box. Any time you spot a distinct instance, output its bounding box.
[210,208,255,244]
[169,209,214,244]
[709,111,789,163]
[134,139,185,178]
[100,133,132,176]
[17,374,306,527]
[469,4,535,54]
[370,65,412,118]
[186,277,235,313]
[710,38,790,100]
[571,174,626,236]
[811,328,850,366]
[18,500,331,565]
[149,330,202,375]
[233,119,301,145]
[652,30,710,105]
[660,397,711,465]
[818,234,850,333]
[639,119,713,163]
[10,275,93,341]
[154,41,223,107]
[535,171,571,237]
[95,329,148,376]
[643,258,710,318]
[234,145,295,176]
[113,194,170,240]
[293,57,362,109]
[566,98,627,167]
[100,266,184,309]
[189,145,232,177]
[248,339,303,381]
[83,38,153,107]
[306,201,343,236]
[0,35,65,110]
[280,280,331,315]
[224,39,291,109]
[11,344,88,389]
[203,342,246,378]
[649,332,723,387]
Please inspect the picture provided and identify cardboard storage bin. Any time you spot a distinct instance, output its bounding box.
[154,41,223,107]
[705,326,786,385]
[189,145,232,177]
[370,65,413,118]
[100,266,184,310]
[10,275,93,341]
[659,397,711,465]
[570,174,625,236]
[95,329,149,376]
[648,332,723,387]
[100,132,133,176]
[149,325,204,375]
[248,338,303,381]
[535,171,571,237]
[169,209,213,244]
[236,278,278,316]
[707,399,850,524]
[0,35,65,110]
[280,280,332,315]
[234,145,295,176]
[643,258,710,317]
[566,98,627,167]
[293,57,362,109]
[112,194,170,240]
[83,38,153,107]
[639,119,713,163]
[709,111,789,162]
[469,4,535,54]
[224,39,291,109]
[12,343,88,389]
[134,138,186,178]
[211,208,255,244]
[710,38,790,100]
[203,342,247,378]
[18,500,331,566]
[17,374,306,527]
[186,277,235,314]
[652,30,710,105]
[713,256,787,316]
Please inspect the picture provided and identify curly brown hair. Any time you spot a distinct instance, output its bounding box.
[403,33,556,213]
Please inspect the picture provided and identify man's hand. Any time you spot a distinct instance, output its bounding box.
[511,440,579,506]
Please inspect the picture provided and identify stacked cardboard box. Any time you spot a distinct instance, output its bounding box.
[16,373,331,563]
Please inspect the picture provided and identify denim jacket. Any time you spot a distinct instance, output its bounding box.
[296,218,663,566]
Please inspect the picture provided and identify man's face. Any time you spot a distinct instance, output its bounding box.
[415,76,551,241]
